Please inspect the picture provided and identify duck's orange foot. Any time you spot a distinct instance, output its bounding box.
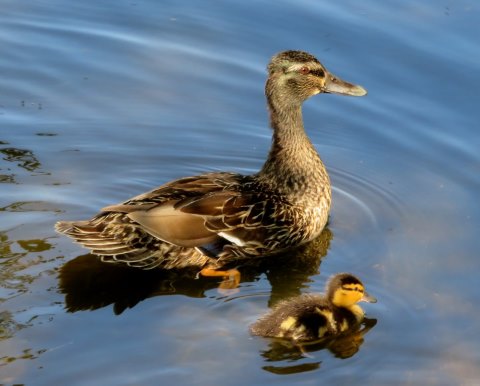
[199,267,241,290]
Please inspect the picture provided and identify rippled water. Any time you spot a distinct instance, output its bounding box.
[1,1,480,385]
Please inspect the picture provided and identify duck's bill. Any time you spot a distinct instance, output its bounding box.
[361,291,377,303]
[323,73,367,97]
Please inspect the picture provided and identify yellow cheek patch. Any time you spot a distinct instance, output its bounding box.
[340,319,349,332]
[280,316,297,331]
[333,288,363,307]
[337,284,365,304]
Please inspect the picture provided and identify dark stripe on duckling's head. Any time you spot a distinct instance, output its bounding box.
[341,285,364,293]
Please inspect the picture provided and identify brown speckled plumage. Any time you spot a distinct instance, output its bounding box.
[55,50,366,270]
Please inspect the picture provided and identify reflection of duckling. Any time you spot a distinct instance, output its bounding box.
[250,273,376,342]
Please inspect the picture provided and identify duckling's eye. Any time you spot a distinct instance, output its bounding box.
[298,66,310,75]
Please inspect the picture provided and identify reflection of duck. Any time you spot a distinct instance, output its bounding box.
[250,273,376,342]
[55,50,366,285]
[58,229,332,315]
[58,254,213,314]
[259,318,377,374]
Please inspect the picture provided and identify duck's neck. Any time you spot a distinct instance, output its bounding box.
[269,103,309,152]
[258,96,329,201]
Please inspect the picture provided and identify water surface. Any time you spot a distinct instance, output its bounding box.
[1,1,480,385]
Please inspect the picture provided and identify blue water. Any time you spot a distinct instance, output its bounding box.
[1,1,480,385]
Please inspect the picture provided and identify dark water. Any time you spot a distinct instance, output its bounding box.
[1,1,479,385]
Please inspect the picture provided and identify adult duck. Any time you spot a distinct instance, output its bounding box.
[55,50,367,285]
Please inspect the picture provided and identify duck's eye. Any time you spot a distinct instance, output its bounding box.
[298,66,310,75]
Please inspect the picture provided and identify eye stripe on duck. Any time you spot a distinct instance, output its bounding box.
[286,63,326,77]
[341,284,364,293]
[310,69,325,77]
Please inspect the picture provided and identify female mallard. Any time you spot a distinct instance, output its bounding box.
[250,273,377,342]
[55,51,367,283]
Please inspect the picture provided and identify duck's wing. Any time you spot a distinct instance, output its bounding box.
[175,190,275,251]
[99,172,246,248]
[56,172,283,264]
[113,183,275,251]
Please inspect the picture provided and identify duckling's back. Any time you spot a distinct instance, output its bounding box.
[250,294,336,342]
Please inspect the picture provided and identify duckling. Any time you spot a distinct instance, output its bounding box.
[250,273,376,342]
[55,51,367,284]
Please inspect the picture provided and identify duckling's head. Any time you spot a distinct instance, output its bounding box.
[266,50,367,108]
[327,273,377,308]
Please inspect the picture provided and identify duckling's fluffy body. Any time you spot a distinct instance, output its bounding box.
[250,273,376,342]
[55,51,366,272]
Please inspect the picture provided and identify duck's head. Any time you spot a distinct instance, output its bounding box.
[327,273,377,308]
[266,50,367,108]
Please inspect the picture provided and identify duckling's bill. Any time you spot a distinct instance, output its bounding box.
[361,291,377,303]
[323,73,367,97]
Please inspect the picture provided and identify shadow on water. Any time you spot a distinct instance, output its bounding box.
[259,318,377,375]
[58,228,333,315]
